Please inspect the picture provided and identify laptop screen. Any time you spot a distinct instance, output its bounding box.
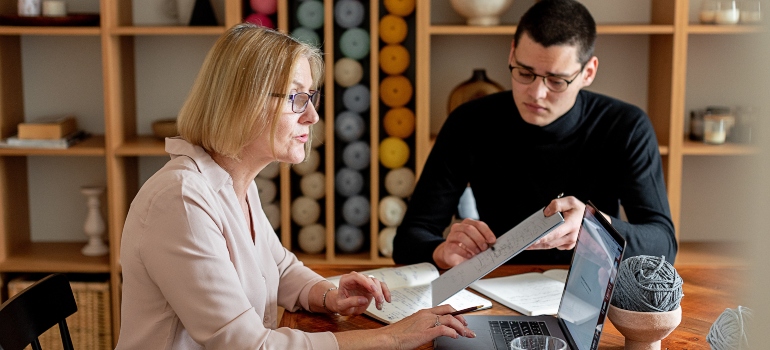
[558,203,625,350]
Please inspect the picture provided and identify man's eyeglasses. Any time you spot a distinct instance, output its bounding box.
[508,65,583,93]
[271,91,321,113]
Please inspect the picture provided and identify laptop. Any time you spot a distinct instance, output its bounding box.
[434,201,626,350]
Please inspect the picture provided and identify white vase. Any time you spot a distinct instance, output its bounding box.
[81,186,109,257]
[18,0,41,16]
[449,0,514,26]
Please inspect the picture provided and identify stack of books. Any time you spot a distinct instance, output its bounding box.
[0,116,89,149]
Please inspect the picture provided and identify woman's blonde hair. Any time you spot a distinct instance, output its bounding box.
[177,23,323,160]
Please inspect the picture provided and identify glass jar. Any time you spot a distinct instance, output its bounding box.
[704,115,727,144]
[689,109,705,141]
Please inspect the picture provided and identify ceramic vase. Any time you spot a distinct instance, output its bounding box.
[447,69,504,114]
[449,0,514,26]
[608,305,682,350]
[81,186,108,256]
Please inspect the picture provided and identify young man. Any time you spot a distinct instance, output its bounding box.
[393,0,676,269]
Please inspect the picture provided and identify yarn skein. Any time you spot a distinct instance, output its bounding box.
[611,255,683,312]
[707,306,752,350]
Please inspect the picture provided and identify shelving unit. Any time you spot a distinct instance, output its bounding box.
[0,0,763,346]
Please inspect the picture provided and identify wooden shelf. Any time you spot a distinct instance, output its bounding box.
[110,26,227,36]
[0,242,110,273]
[687,24,765,34]
[0,26,100,35]
[0,135,105,156]
[429,24,673,36]
[114,136,168,156]
[682,139,758,156]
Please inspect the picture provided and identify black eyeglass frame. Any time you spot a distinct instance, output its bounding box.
[508,64,585,93]
[271,90,321,113]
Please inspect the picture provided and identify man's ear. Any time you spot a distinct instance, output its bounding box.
[508,40,516,65]
[581,56,599,87]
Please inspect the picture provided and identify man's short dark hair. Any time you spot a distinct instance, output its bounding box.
[514,0,597,65]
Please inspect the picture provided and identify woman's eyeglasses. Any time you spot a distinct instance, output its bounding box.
[271,91,321,113]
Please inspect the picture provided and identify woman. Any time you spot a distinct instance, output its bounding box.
[117,23,474,350]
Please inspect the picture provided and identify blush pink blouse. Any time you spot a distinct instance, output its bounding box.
[117,137,338,350]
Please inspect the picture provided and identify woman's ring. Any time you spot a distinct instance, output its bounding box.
[367,275,376,279]
[458,242,464,249]
[434,315,441,327]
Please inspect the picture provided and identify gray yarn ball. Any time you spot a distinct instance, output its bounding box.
[335,167,364,197]
[611,255,683,312]
[707,306,752,350]
[342,195,370,226]
[342,141,370,170]
[336,224,364,253]
[342,84,371,113]
[335,111,366,142]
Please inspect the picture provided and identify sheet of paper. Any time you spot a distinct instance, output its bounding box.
[469,272,565,316]
[326,262,439,290]
[365,285,492,324]
[431,208,564,306]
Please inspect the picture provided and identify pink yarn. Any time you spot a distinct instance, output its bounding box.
[245,12,275,29]
[250,0,277,15]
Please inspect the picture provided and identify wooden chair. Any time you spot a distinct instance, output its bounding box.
[0,273,77,350]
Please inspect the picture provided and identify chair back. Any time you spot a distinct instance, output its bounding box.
[0,273,77,350]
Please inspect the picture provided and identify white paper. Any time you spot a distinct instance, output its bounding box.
[469,269,568,316]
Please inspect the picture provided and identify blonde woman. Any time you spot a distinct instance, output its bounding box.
[117,23,474,350]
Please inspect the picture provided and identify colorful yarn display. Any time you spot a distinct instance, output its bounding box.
[707,306,752,350]
[244,0,276,28]
[611,255,684,312]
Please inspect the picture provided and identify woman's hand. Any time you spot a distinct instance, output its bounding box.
[329,272,392,316]
[433,218,496,269]
[381,305,476,349]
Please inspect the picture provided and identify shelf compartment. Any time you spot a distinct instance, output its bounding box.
[0,135,105,156]
[114,136,167,156]
[110,26,227,36]
[428,24,674,36]
[682,139,758,155]
[0,242,110,272]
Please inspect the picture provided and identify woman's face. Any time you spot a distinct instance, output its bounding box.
[251,58,319,165]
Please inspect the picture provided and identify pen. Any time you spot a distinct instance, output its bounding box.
[449,305,485,316]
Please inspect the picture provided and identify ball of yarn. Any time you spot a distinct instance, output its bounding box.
[707,306,752,350]
[611,255,683,312]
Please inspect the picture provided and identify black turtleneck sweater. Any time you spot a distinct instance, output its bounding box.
[393,90,677,265]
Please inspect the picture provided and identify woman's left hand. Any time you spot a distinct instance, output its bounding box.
[329,272,391,316]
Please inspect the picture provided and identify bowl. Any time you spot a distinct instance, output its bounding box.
[152,119,178,139]
[449,0,514,26]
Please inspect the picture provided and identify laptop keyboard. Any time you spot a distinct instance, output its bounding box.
[489,320,550,350]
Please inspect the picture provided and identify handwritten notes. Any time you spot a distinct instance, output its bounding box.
[469,270,567,316]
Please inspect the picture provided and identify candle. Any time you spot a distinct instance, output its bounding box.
[716,1,739,24]
[42,0,67,17]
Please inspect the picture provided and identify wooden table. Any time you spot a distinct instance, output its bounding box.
[280,264,745,349]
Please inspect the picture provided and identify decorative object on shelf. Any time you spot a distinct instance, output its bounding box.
[298,223,326,254]
[379,136,410,169]
[739,0,761,24]
[383,107,415,138]
[384,167,415,198]
[378,227,397,257]
[336,224,364,253]
[379,14,408,44]
[81,186,108,257]
[379,75,413,108]
[339,28,371,60]
[689,109,705,141]
[1,130,88,149]
[18,115,77,140]
[706,306,753,350]
[608,255,683,350]
[342,141,370,170]
[42,0,66,17]
[151,118,178,139]
[384,0,415,17]
[291,196,321,226]
[342,195,370,227]
[18,0,41,16]
[296,0,324,29]
[700,0,718,23]
[449,0,514,26]
[334,0,365,29]
[704,115,728,144]
[334,58,364,88]
[379,195,407,226]
[715,0,739,24]
[447,69,504,114]
[300,172,325,200]
[379,44,410,76]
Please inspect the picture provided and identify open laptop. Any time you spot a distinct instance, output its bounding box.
[435,201,626,350]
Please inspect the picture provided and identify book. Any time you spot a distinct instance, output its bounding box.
[469,268,568,316]
[17,115,78,140]
[0,130,89,149]
[326,263,492,325]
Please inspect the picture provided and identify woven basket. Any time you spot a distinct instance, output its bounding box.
[8,277,112,350]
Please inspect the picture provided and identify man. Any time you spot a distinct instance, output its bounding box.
[392,0,676,268]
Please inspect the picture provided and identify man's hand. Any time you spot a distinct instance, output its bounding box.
[433,218,496,269]
[529,196,586,251]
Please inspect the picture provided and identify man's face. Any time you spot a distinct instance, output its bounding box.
[509,33,597,126]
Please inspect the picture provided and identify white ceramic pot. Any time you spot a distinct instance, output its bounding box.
[449,0,514,26]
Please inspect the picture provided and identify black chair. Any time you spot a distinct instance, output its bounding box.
[0,273,77,350]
